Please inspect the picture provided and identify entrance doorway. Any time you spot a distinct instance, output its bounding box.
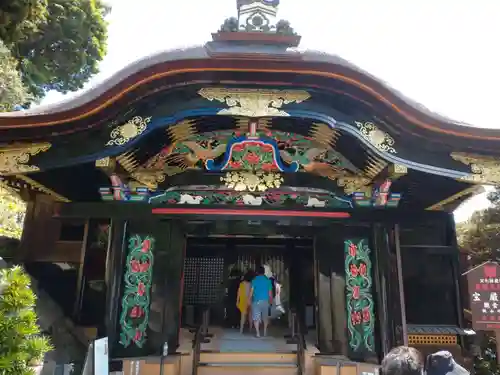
[180,235,315,334]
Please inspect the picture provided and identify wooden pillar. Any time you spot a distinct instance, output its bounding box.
[74,220,94,321]
[105,219,128,354]
[314,226,348,355]
[372,223,391,356]
[18,193,61,261]
[157,220,186,354]
[394,224,408,346]
[74,219,108,330]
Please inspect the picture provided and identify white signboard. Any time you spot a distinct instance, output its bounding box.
[93,337,109,375]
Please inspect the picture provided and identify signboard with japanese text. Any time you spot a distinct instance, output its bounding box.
[466,261,500,330]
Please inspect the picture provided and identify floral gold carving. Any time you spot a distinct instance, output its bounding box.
[95,157,117,171]
[130,169,166,190]
[106,116,152,146]
[221,170,283,192]
[337,177,371,194]
[198,88,311,117]
[355,121,396,154]
[451,152,500,185]
[0,143,51,175]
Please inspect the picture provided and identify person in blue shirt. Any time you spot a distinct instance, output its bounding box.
[249,265,273,337]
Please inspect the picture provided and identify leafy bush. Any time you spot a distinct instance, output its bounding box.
[0,266,52,374]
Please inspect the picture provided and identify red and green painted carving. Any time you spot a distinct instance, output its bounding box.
[144,129,357,176]
[344,238,375,354]
[119,235,155,348]
[226,141,279,171]
[149,187,353,208]
[206,137,299,172]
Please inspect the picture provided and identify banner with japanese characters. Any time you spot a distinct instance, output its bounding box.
[466,261,500,330]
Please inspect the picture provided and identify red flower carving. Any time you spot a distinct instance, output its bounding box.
[130,260,141,273]
[230,161,242,169]
[137,282,146,296]
[348,243,357,257]
[350,264,359,277]
[261,144,274,152]
[139,261,150,272]
[130,260,150,273]
[359,263,367,276]
[129,305,144,318]
[232,144,244,152]
[362,307,371,322]
[141,239,151,252]
[262,163,276,171]
[133,330,142,342]
[352,286,360,299]
[245,152,260,165]
[351,311,362,325]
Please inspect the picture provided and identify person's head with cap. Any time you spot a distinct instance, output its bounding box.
[381,346,424,375]
[425,351,469,375]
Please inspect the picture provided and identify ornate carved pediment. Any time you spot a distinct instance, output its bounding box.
[451,152,500,185]
[0,143,51,175]
[355,121,396,154]
[106,116,152,147]
[198,88,311,117]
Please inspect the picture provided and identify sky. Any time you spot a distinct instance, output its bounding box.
[39,0,500,222]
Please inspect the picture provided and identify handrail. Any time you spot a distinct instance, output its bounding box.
[191,307,209,375]
[292,308,306,375]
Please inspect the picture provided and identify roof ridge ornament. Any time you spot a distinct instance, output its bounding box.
[213,0,300,47]
[198,87,310,117]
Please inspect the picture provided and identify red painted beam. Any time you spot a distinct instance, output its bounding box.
[151,207,350,218]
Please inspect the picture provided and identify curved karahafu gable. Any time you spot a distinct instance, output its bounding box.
[1,43,500,145]
[0,1,498,212]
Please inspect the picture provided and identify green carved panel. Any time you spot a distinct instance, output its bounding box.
[344,238,376,356]
[119,234,155,348]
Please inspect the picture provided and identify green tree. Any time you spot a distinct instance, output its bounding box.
[12,0,109,99]
[0,185,26,240]
[0,266,52,374]
[0,0,48,45]
[0,40,31,112]
[458,187,500,375]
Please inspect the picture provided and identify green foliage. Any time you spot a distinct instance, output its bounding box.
[0,185,26,239]
[0,0,48,45]
[474,333,500,375]
[0,266,52,374]
[457,207,500,264]
[457,187,500,374]
[0,40,31,112]
[12,0,109,99]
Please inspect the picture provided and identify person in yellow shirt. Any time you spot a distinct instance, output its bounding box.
[237,271,255,334]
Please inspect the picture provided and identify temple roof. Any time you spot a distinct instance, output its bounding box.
[0,1,495,212]
[0,45,466,127]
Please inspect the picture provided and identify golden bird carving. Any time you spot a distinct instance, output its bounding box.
[183,141,227,161]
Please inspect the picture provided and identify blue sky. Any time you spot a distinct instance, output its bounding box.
[40,0,500,221]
